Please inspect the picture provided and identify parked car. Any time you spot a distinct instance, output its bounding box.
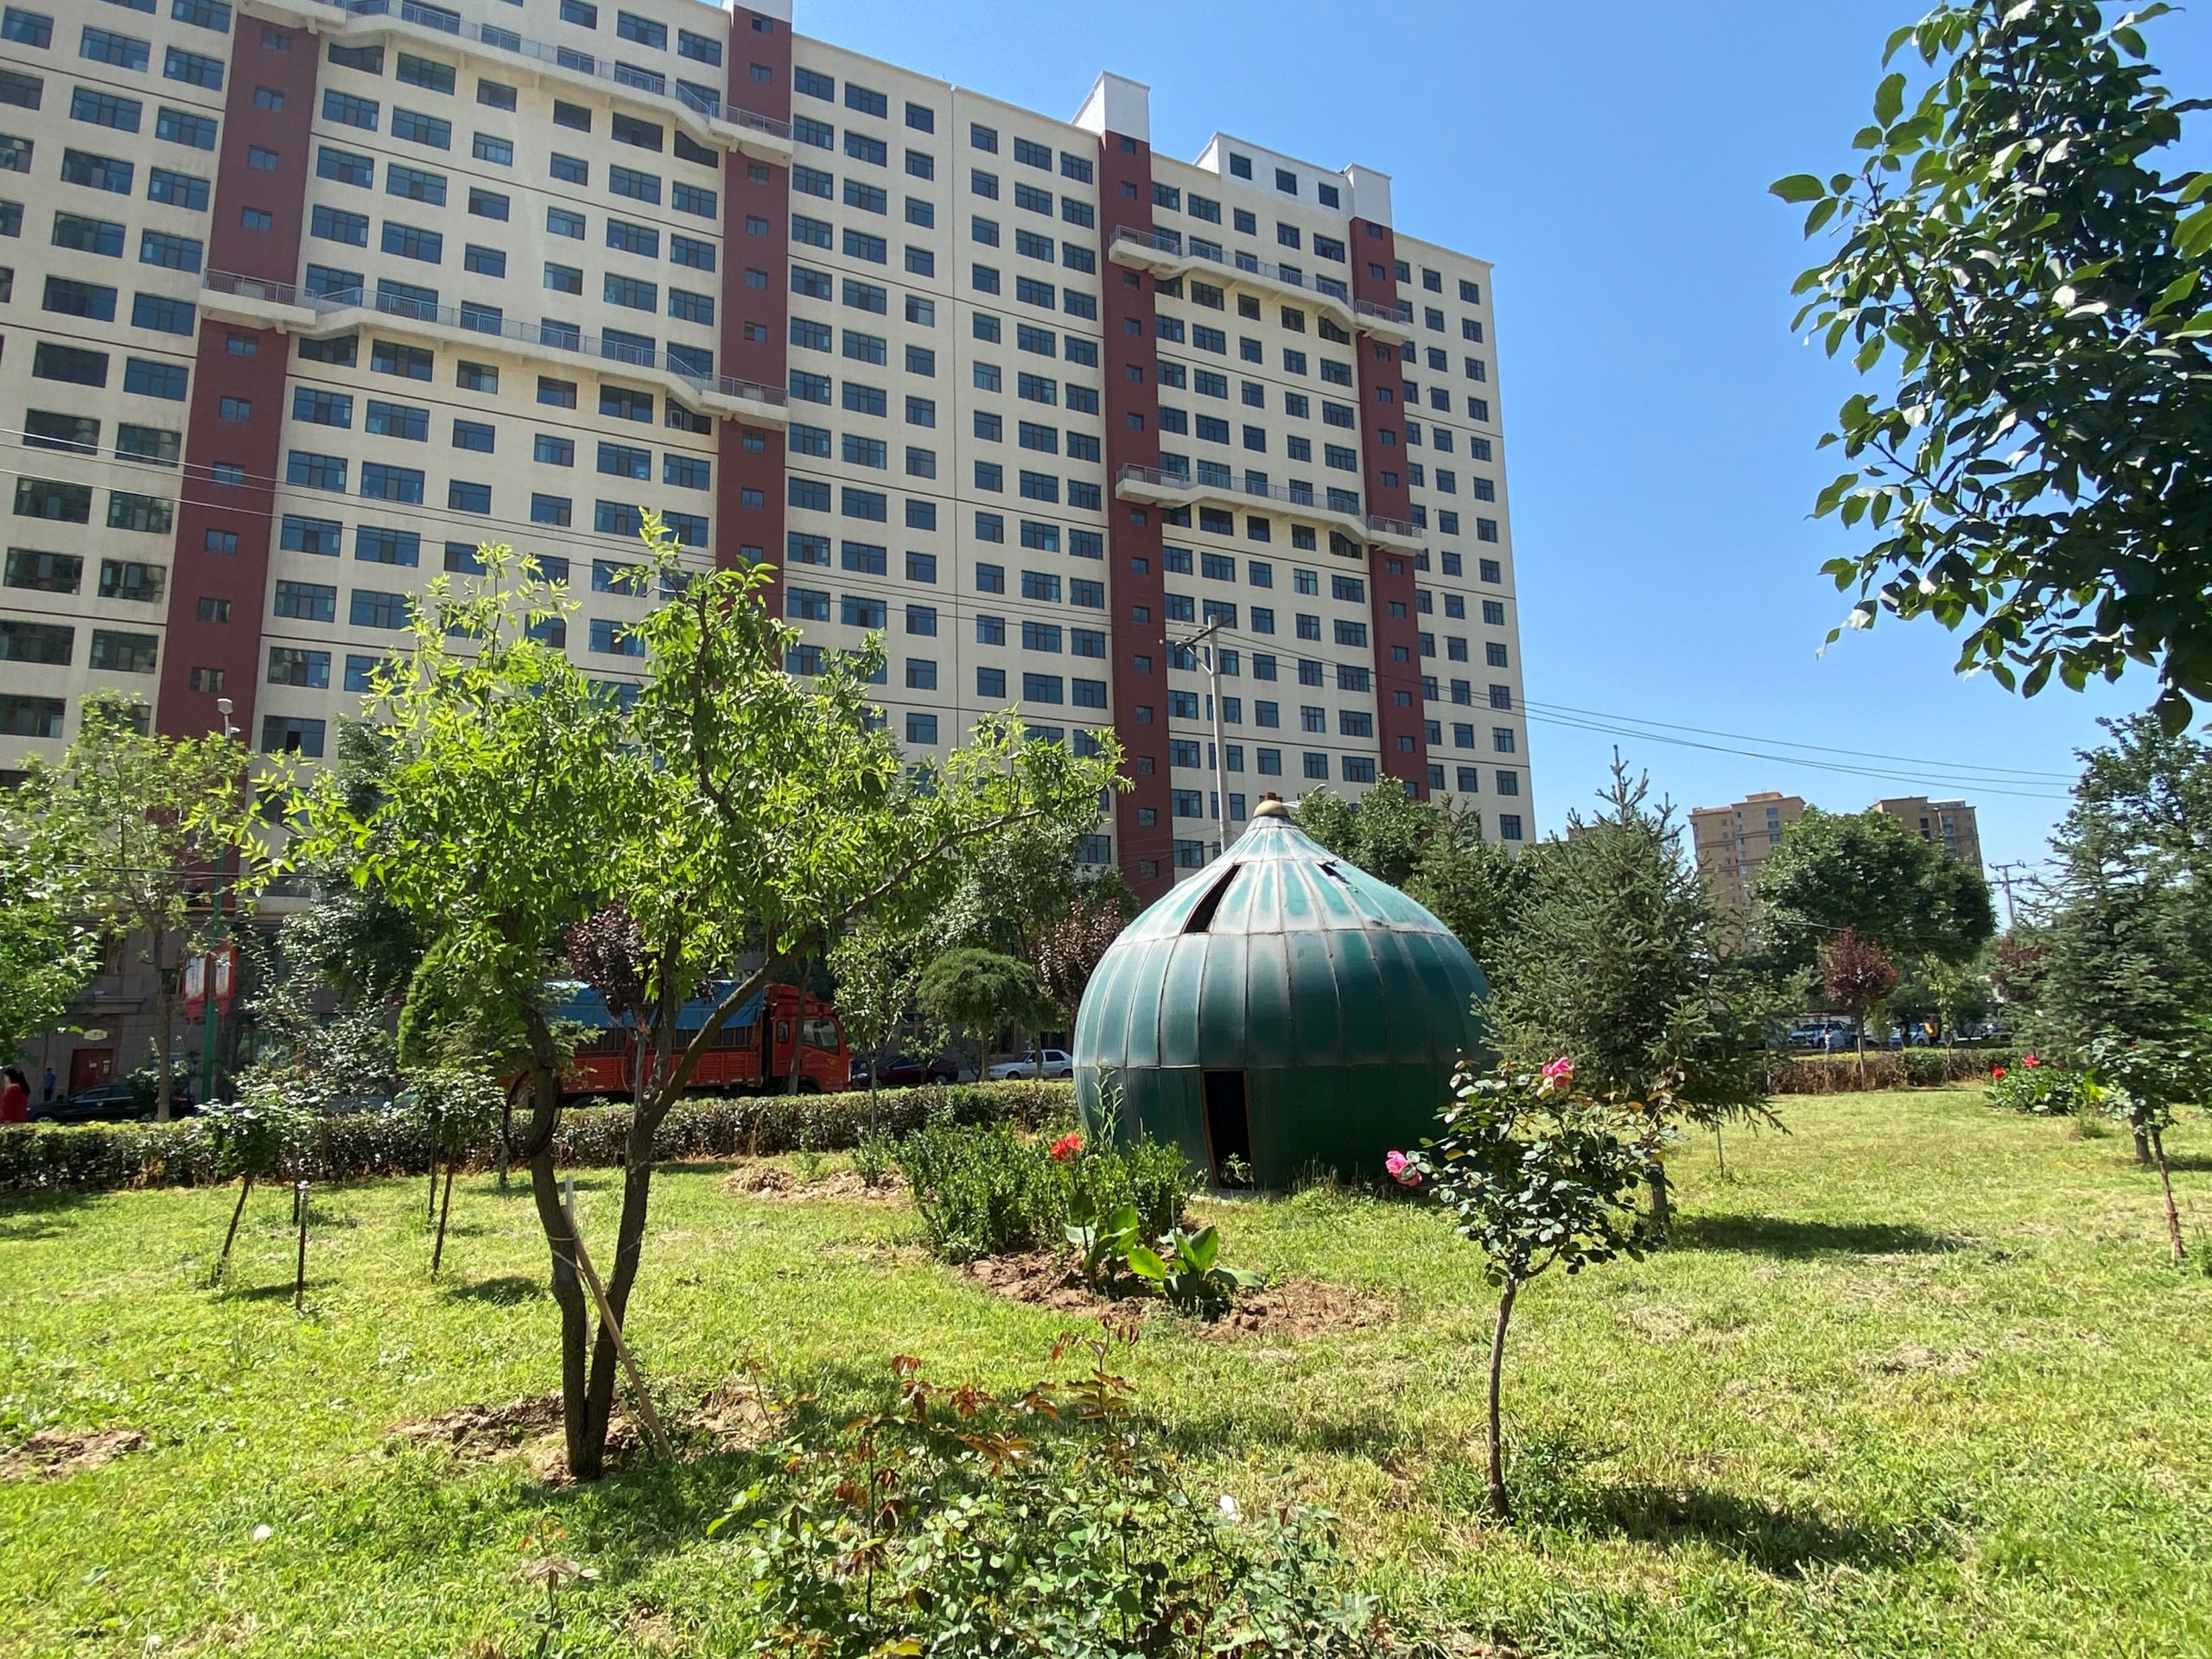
[32,1083,198,1124]
[987,1050,1073,1081]
[855,1052,962,1089]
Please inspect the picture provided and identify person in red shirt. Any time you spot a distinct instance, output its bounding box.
[0,1067,29,1125]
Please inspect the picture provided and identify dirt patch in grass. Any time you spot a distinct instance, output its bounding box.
[389,1393,565,1460]
[962,1251,1389,1340]
[389,1381,779,1481]
[722,1164,904,1203]
[1199,1277,1392,1342]
[0,1427,145,1482]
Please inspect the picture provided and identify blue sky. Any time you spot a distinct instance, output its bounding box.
[804,0,2211,872]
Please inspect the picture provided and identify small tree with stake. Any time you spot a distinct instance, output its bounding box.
[1398,1058,1651,1520]
[2083,1033,2197,1264]
[207,1083,315,1287]
[398,1065,506,1275]
[1821,928,1899,1085]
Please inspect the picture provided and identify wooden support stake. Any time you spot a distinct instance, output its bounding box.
[293,1181,308,1311]
[560,1176,673,1462]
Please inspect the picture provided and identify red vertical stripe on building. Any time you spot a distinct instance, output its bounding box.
[155,21,321,741]
[1095,136,1173,901]
[716,9,794,611]
[1350,222,1427,798]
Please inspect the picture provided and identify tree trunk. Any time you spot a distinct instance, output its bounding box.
[512,1032,594,1482]
[1854,1018,1866,1090]
[2133,1126,2152,1166]
[1485,1277,1518,1521]
[565,980,679,1481]
[1647,1166,1671,1235]
[2150,1127,2185,1265]
[216,1173,253,1284]
[427,1158,439,1224]
[432,1160,455,1275]
[1712,1121,1726,1179]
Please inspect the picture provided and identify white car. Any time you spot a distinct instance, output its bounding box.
[988,1049,1073,1081]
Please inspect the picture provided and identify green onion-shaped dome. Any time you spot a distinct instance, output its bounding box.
[1074,799,1491,1188]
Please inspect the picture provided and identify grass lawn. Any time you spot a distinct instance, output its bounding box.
[2,1086,2208,1657]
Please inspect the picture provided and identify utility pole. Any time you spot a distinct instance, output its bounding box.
[1170,618,1231,861]
[1989,861,2027,930]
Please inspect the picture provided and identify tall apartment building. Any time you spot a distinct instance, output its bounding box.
[1871,796,1983,876]
[0,0,1531,918]
[1690,790,1804,918]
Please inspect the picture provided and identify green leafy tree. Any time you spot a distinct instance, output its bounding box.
[1488,760,1779,1228]
[18,692,269,1120]
[918,948,1058,1078]
[1401,1061,1652,1520]
[1776,2,2212,731]
[828,918,925,1122]
[299,524,1116,1480]
[1755,808,1996,970]
[0,839,99,1069]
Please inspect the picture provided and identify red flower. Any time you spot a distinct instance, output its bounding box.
[1990,1065,2006,1080]
[1049,1132,1082,1162]
[2022,1054,2039,1068]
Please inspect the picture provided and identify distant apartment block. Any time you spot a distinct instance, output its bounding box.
[0,0,1534,912]
[1690,791,1804,917]
[1871,796,1983,876]
[1694,788,1986,918]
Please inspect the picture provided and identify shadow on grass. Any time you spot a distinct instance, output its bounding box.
[1570,1482,1944,1575]
[442,1274,543,1305]
[1675,1212,1964,1260]
[0,1190,103,1240]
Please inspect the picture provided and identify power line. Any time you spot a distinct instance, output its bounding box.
[1193,621,2074,802]
[1516,696,2074,781]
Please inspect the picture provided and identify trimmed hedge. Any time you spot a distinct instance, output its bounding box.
[1765,1047,2022,1095]
[0,1082,1077,1196]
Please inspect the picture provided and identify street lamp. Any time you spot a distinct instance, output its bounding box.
[199,696,238,1106]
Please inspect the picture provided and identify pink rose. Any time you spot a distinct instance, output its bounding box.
[1384,1150,1420,1187]
[1540,1056,1574,1090]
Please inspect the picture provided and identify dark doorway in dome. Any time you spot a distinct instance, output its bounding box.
[1203,1070,1253,1186]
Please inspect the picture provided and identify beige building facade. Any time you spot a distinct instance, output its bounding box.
[1871,796,1983,875]
[1,0,1531,1089]
[1690,791,1804,918]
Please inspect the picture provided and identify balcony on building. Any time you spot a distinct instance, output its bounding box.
[201,271,789,426]
[1114,463,1422,557]
[239,0,795,163]
[1107,227,1414,344]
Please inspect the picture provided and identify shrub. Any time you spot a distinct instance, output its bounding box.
[1764,1047,2020,1095]
[0,1081,1076,1195]
[896,1122,1197,1263]
[1985,1056,2090,1116]
[717,1325,1386,1656]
